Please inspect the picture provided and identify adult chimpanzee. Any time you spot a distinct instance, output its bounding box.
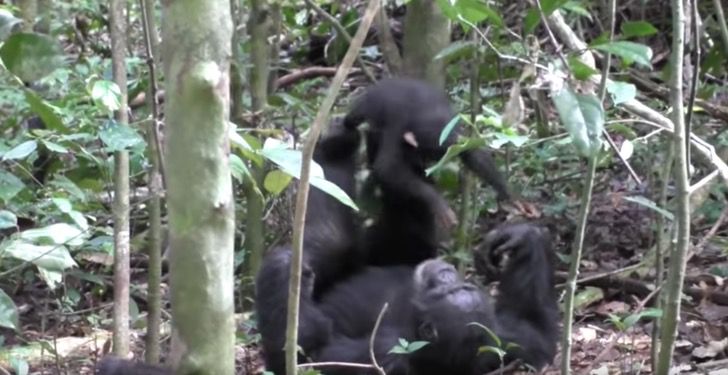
[343,78,510,229]
[255,120,364,375]
[95,357,170,375]
[312,222,558,375]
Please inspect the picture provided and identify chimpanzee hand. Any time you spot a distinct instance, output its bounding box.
[483,223,548,279]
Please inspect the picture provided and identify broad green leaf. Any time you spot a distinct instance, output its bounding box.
[99,122,145,152]
[406,341,429,352]
[592,41,653,68]
[24,90,67,132]
[0,9,22,41]
[2,140,37,161]
[491,132,529,148]
[0,289,19,330]
[550,85,604,157]
[0,210,17,230]
[264,169,293,195]
[434,0,459,20]
[0,32,64,82]
[623,308,662,328]
[41,140,69,154]
[606,80,637,105]
[568,56,599,80]
[68,211,88,231]
[230,153,254,184]
[457,0,503,27]
[388,346,409,354]
[574,286,604,309]
[435,40,477,62]
[261,141,357,211]
[623,196,674,220]
[563,1,592,20]
[90,80,122,113]
[524,0,569,33]
[2,241,78,270]
[20,223,87,246]
[52,197,73,213]
[439,115,462,146]
[427,138,487,175]
[0,170,25,202]
[621,21,658,38]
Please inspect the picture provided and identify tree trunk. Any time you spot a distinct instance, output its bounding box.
[402,0,449,89]
[161,0,235,373]
[109,0,131,358]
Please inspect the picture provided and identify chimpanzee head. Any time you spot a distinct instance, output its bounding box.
[409,259,497,373]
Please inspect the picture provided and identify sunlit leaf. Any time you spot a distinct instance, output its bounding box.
[20,223,87,246]
[0,170,26,202]
[439,115,462,146]
[592,41,653,68]
[264,169,293,195]
[2,240,78,270]
[90,80,122,113]
[0,9,22,41]
[606,80,637,105]
[2,140,37,161]
[568,56,599,80]
[0,210,17,230]
[0,289,19,330]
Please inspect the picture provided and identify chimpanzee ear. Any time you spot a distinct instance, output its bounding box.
[403,131,419,147]
[417,321,438,342]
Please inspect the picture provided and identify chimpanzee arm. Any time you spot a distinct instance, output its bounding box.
[460,149,510,201]
[485,223,559,369]
[372,131,457,229]
[96,357,172,375]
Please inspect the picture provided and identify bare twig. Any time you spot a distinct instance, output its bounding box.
[369,303,389,375]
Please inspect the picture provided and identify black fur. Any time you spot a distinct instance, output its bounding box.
[311,224,558,375]
[255,121,362,374]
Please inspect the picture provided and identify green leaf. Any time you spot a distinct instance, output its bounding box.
[562,1,592,20]
[20,223,87,246]
[0,9,22,41]
[2,140,37,161]
[469,322,502,347]
[550,85,604,157]
[41,139,69,154]
[24,90,67,132]
[2,240,78,271]
[52,197,73,213]
[261,141,357,211]
[0,170,26,202]
[620,21,658,38]
[623,308,662,328]
[524,0,569,33]
[623,196,674,220]
[264,169,293,195]
[0,210,17,230]
[427,138,487,175]
[606,80,637,105]
[0,288,20,330]
[574,286,604,309]
[592,41,653,68]
[406,341,430,352]
[90,80,122,113]
[0,32,64,82]
[457,0,503,27]
[435,40,477,62]
[568,56,599,80]
[99,121,146,152]
[439,115,461,146]
[229,153,253,184]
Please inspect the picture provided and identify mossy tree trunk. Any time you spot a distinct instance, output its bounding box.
[402,0,450,88]
[161,0,235,373]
